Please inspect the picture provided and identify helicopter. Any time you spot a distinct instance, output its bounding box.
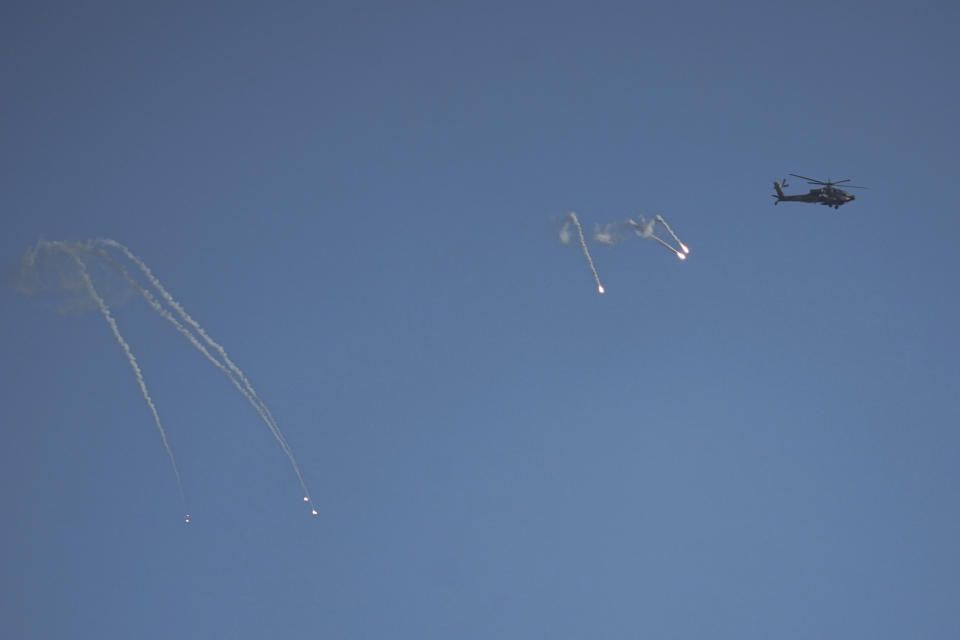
[772,174,865,209]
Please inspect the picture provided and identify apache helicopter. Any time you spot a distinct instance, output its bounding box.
[772,174,865,209]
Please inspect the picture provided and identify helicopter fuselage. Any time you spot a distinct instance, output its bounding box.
[773,181,855,209]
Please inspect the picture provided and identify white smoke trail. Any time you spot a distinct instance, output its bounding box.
[650,233,682,256]
[44,241,188,517]
[93,248,252,400]
[92,239,318,516]
[93,247,319,512]
[621,215,689,260]
[563,212,605,294]
[655,215,690,254]
[20,239,319,519]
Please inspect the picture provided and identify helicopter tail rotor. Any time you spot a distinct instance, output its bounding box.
[773,181,786,201]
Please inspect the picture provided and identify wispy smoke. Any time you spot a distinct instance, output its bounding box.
[593,223,623,246]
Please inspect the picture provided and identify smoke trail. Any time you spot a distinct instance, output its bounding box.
[93,248,251,398]
[564,212,605,294]
[44,241,189,518]
[92,239,318,516]
[92,246,319,515]
[650,233,682,256]
[622,215,688,260]
[20,239,319,519]
[655,215,689,254]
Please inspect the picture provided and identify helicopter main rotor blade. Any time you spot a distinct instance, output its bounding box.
[788,173,825,185]
[788,173,863,188]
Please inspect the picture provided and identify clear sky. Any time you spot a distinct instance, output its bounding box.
[2,1,959,638]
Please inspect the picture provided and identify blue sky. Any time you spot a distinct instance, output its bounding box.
[2,1,959,637]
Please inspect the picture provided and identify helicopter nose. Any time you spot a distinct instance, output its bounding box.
[848,194,855,201]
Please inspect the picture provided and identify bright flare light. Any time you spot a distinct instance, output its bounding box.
[676,252,687,260]
[680,243,690,254]
[598,285,605,294]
